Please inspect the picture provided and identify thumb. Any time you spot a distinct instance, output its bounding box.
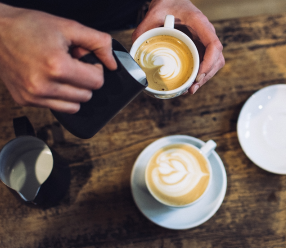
[68,24,117,70]
[132,14,164,42]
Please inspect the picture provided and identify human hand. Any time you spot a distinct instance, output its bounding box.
[0,4,117,113]
[132,0,225,94]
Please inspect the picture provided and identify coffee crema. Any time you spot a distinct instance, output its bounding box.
[145,143,210,207]
[134,35,194,91]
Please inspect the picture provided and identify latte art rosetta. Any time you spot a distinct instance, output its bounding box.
[134,35,194,91]
[152,149,207,197]
[146,144,210,206]
[137,47,181,83]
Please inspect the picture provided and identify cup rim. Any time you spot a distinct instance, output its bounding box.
[130,27,200,95]
[144,142,213,208]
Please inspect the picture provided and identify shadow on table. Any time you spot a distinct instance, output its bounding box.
[33,122,92,209]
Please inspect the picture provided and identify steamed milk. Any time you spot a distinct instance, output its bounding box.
[145,143,210,207]
[9,148,53,201]
[134,35,194,91]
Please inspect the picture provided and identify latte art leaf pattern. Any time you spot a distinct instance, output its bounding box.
[152,149,208,197]
[135,35,194,91]
[139,47,181,81]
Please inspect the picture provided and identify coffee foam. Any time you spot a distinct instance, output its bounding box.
[146,144,210,206]
[135,35,194,91]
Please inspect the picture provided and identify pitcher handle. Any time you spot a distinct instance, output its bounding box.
[13,116,35,137]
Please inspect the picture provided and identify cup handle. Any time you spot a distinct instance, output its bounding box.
[13,116,35,137]
[164,15,175,29]
[200,140,217,157]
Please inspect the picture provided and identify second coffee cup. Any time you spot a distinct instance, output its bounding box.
[145,139,216,208]
[130,15,199,99]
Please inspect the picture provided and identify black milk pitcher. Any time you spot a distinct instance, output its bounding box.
[51,39,147,139]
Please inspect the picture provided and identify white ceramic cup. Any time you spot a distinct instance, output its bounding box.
[130,14,200,99]
[145,139,216,208]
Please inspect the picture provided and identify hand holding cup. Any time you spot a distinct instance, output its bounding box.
[132,0,225,94]
[130,15,199,99]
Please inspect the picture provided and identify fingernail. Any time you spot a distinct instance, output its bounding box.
[193,84,200,94]
[196,73,206,82]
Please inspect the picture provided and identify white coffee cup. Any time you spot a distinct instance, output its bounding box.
[145,139,216,208]
[130,15,200,99]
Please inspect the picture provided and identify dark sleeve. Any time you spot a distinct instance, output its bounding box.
[1,0,146,31]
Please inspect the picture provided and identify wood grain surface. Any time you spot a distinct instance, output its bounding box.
[0,13,286,248]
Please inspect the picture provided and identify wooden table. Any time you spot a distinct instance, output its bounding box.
[1,13,286,248]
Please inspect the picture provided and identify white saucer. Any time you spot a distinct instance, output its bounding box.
[130,135,227,230]
[237,84,286,174]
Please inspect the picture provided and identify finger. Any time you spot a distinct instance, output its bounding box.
[189,53,225,94]
[11,82,88,114]
[49,52,104,90]
[16,92,81,114]
[197,41,222,77]
[26,81,94,102]
[70,46,103,73]
[69,46,104,84]
[190,17,223,77]
[132,14,164,42]
[68,24,117,70]
[70,46,90,59]
[35,98,81,114]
